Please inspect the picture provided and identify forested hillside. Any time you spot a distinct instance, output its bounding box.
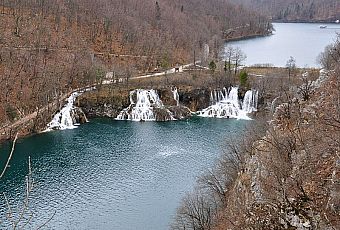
[230,0,340,22]
[172,37,340,230]
[0,0,272,131]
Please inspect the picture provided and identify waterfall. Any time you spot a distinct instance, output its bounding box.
[242,89,258,113]
[171,87,180,106]
[229,87,239,105]
[210,88,228,105]
[45,87,94,131]
[270,96,280,114]
[116,89,175,121]
[46,92,81,130]
[197,87,258,120]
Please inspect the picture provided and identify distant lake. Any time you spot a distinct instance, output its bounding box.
[226,23,340,67]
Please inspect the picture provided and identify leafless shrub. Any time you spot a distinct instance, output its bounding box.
[171,192,216,230]
[0,137,56,229]
[297,72,315,101]
[172,118,268,230]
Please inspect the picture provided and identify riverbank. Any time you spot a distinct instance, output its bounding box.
[0,93,71,142]
[172,66,340,230]
[0,64,206,141]
[220,69,339,229]
[273,19,340,23]
[0,65,316,143]
[65,66,321,122]
[224,31,273,42]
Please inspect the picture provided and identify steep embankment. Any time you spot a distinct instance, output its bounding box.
[172,67,340,229]
[215,70,339,229]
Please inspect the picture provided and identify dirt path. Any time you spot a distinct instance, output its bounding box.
[0,62,203,140]
[102,62,204,84]
[0,92,71,140]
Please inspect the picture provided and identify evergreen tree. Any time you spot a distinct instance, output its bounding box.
[209,60,217,74]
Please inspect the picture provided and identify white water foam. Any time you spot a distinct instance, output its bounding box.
[242,89,259,113]
[197,87,258,120]
[45,87,95,131]
[46,92,80,130]
[116,89,175,121]
[171,87,180,106]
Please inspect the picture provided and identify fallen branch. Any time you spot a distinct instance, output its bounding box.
[0,133,18,179]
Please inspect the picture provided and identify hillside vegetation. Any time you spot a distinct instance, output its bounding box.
[230,0,340,22]
[172,38,340,229]
[0,0,272,131]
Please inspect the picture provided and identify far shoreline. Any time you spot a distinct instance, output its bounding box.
[272,19,340,24]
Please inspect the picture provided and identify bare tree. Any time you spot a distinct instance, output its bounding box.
[297,71,316,101]
[0,135,56,229]
[224,46,235,84]
[286,56,296,84]
[233,47,246,76]
[172,192,215,230]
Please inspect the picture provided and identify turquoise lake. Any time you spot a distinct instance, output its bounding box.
[0,118,249,229]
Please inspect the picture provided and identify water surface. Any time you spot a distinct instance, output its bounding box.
[0,118,249,229]
[227,23,340,67]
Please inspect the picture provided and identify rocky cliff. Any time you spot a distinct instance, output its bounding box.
[172,69,339,230]
[76,86,213,121]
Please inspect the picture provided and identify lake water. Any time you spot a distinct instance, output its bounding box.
[0,118,249,229]
[1,22,336,230]
[227,23,340,67]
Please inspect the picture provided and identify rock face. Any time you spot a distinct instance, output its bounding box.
[214,70,340,229]
[73,107,88,124]
[178,88,211,111]
[168,106,192,120]
[77,91,130,119]
[152,107,175,121]
[77,87,197,121]
[158,88,179,107]
[157,87,212,112]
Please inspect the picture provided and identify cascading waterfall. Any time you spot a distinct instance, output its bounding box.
[171,87,180,106]
[45,87,94,131]
[46,92,81,130]
[116,89,175,121]
[210,88,228,105]
[197,87,258,120]
[242,89,259,113]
